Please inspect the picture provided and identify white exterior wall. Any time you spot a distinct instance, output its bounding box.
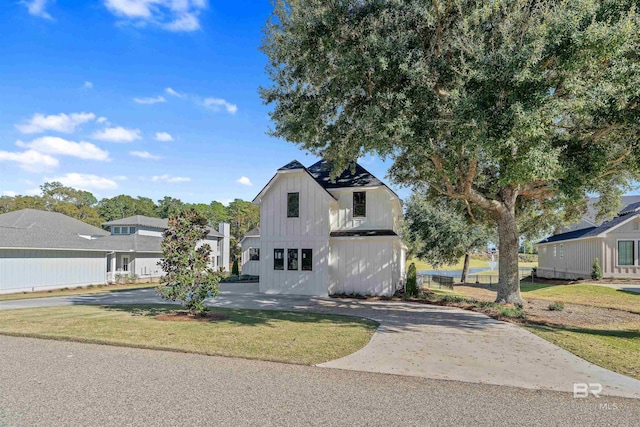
[329,187,402,232]
[241,236,261,276]
[135,227,163,237]
[328,237,403,296]
[132,252,163,279]
[603,217,640,277]
[258,170,331,295]
[537,239,602,280]
[0,249,107,294]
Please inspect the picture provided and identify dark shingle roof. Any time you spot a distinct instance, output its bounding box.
[330,229,398,238]
[278,160,306,171]
[307,160,384,189]
[540,212,639,244]
[102,215,223,237]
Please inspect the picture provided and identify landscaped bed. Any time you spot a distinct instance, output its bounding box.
[0,304,378,365]
[0,282,159,302]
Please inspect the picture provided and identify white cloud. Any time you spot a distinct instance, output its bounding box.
[130,150,163,160]
[134,95,166,105]
[17,136,110,161]
[15,112,96,134]
[83,81,93,89]
[46,173,118,191]
[92,126,142,142]
[2,191,17,197]
[96,117,108,124]
[25,188,41,196]
[203,97,237,114]
[165,87,184,98]
[236,176,252,186]
[24,0,52,20]
[155,131,173,142]
[112,175,128,181]
[104,0,207,32]
[0,149,59,172]
[151,174,191,183]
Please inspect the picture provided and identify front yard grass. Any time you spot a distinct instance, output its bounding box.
[520,284,640,314]
[0,305,378,365]
[0,282,158,302]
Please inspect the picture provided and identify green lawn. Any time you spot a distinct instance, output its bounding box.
[0,283,158,302]
[520,284,640,314]
[409,257,537,271]
[0,305,378,365]
[525,322,640,380]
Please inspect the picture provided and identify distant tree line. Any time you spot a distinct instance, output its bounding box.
[0,182,259,261]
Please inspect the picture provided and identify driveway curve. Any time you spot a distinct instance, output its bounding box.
[1,283,639,398]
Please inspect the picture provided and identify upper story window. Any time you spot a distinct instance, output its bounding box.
[129,227,136,234]
[287,192,299,218]
[113,226,121,234]
[353,191,366,217]
[559,244,563,259]
[113,226,135,235]
[618,240,635,266]
[249,248,260,261]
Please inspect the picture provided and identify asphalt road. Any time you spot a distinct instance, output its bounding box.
[1,336,638,427]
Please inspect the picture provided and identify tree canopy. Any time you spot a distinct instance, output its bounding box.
[261,0,640,303]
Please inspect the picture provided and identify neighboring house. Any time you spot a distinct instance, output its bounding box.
[240,227,260,276]
[0,209,230,294]
[102,216,230,282]
[537,201,640,279]
[248,159,406,296]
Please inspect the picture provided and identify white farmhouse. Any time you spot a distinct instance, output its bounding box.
[246,159,406,296]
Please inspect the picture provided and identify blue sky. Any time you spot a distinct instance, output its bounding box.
[0,0,405,205]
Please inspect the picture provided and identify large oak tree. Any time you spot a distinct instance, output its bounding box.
[260,0,640,303]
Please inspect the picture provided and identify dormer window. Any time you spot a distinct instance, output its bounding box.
[113,226,121,234]
[353,191,366,217]
[287,192,299,218]
[129,227,136,234]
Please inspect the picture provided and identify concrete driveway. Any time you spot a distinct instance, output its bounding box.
[1,283,639,398]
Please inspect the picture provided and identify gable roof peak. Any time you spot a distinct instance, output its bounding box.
[278,160,306,171]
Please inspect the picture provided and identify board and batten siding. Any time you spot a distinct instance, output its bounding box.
[603,217,640,277]
[241,236,260,276]
[328,237,403,296]
[258,170,331,295]
[329,187,401,232]
[0,249,107,294]
[132,252,163,278]
[537,238,602,280]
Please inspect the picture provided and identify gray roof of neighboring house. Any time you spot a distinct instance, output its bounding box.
[0,209,108,250]
[0,209,219,252]
[539,211,639,244]
[243,227,260,237]
[102,215,223,237]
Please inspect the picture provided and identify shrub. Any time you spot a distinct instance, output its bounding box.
[156,209,222,315]
[126,273,139,284]
[548,301,565,311]
[405,263,418,297]
[232,259,240,276]
[497,306,527,319]
[591,258,603,280]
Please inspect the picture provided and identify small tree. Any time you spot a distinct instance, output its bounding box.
[591,258,603,281]
[156,209,221,315]
[231,259,240,276]
[405,263,418,297]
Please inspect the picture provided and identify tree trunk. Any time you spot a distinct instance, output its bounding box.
[495,195,523,304]
[460,251,470,284]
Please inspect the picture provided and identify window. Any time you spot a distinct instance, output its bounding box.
[274,249,284,270]
[287,192,299,218]
[553,246,557,257]
[287,248,299,270]
[249,247,260,261]
[353,191,366,217]
[113,226,121,234]
[129,227,136,234]
[122,256,129,272]
[618,241,634,266]
[542,247,547,254]
[559,244,563,259]
[302,249,313,271]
